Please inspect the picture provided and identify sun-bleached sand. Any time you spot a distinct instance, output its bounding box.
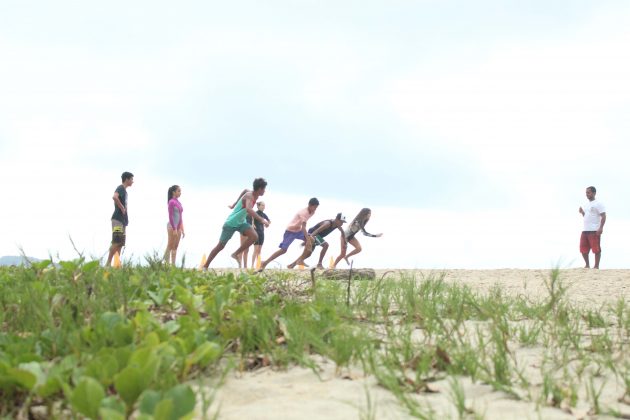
[413,268,630,307]
[201,269,630,419]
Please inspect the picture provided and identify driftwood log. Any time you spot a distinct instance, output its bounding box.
[319,268,376,280]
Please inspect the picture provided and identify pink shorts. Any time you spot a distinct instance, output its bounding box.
[580,231,601,254]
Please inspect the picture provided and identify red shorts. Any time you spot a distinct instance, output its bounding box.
[580,231,601,254]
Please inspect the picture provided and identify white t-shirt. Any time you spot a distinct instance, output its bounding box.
[583,200,606,231]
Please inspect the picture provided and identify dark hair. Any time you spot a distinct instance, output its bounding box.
[587,186,597,194]
[121,171,134,182]
[167,185,179,203]
[253,177,267,191]
[308,197,319,206]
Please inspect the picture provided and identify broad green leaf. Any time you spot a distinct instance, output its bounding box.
[17,362,45,387]
[139,389,162,415]
[85,354,119,385]
[153,398,175,420]
[164,385,196,420]
[7,367,37,390]
[71,377,105,419]
[134,310,155,330]
[186,342,221,367]
[59,260,79,272]
[148,290,165,306]
[37,375,62,398]
[82,260,101,273]
[32,259,52,270]
[16,353,43,364]
[115,347,159,406]
[98,408,126,420]
[98,312,125,331]
[163,320,180,335]
[142,332,160,347]
[113,347,132,369]
[114,365,144,407]
[100,395,127,415]
[129,347,160,380]
[0,374,15,390]
[113,323,135,346]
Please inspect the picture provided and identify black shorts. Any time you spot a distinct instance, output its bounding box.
[255,230,265,246]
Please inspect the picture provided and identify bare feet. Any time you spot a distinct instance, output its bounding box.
[316,264,324,269]
[343,257,350,265]
[255,261,268,273]
[288,261,309,269]
[230,252,242,268]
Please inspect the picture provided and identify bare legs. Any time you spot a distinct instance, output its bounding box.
[204,228,258,269]
[106,244,122,267]
[259,248,288,271]
[231,229,257,267]
[287,238,315,269]
[583,252,601,269]
[333,237,361,268]
[582,252,590,268]
[235,233,251,268]
[251,244,262,268]
[582,251,602,269]
[163,226,182,265]
[594,252,601,269]
[316,242,329,268]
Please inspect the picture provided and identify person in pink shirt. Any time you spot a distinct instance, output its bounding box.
[163,185,185,265]
[258,198,319,271]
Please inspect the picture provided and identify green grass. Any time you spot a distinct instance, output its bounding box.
[1,261,630,419]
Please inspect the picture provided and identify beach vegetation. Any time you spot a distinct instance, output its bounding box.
[1,261,630,418]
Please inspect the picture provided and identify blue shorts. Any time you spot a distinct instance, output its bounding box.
[279,230,305,250]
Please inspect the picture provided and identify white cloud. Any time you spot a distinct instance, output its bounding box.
[3,2,629,269]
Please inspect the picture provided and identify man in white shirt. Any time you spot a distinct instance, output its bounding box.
[578,186,606,269]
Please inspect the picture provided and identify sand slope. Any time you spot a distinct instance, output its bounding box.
[201,269,630,419]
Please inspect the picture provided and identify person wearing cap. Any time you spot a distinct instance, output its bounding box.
[287,213,347,269]
[258,197,319,271]
[334,208,382,268]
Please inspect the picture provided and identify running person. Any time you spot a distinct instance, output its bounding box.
[106,171,134,267]
[258,198,319,271]
[334,208,382,268]
[203,178,269,269]
[163,185,185,265]
[250,202,270,268]
[288,213,346,269]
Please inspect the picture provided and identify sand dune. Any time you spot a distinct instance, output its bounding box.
[202,269,630,419]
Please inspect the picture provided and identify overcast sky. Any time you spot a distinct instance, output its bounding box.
[2,1,629,269]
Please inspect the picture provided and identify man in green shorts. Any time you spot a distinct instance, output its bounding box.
[203,178,269,269]
[287,213,346,269]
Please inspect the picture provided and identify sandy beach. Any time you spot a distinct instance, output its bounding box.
[203,269,630,419]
